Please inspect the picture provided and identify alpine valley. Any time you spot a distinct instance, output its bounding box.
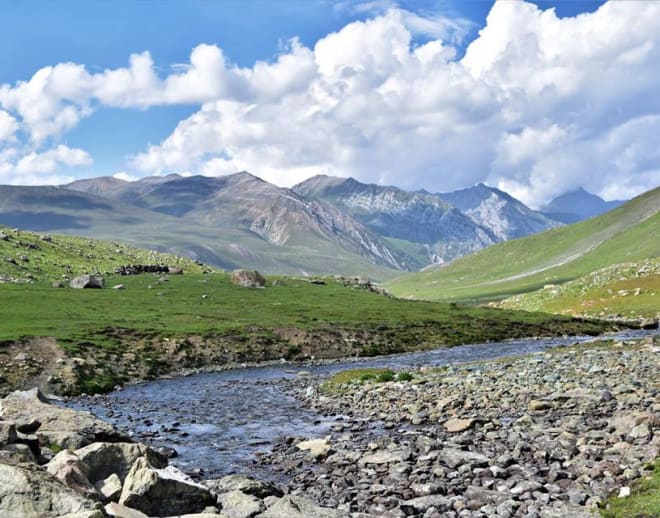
[0,172,585,278]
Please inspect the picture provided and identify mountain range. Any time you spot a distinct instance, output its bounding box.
[0,172,625,277]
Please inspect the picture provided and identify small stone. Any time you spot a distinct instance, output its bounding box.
[618,486,631,498]
[528,400,553,411]
[443,418,475,433]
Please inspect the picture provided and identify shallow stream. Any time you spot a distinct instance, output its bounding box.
[67,330,654,480]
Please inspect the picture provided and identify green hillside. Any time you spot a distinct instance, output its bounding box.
[498,260,659,320]
[0,224,209,281]
[386,187,660,302]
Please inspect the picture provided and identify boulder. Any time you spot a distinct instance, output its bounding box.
[105,501,149,518]
[204,474,282,499]
[119,457,215,516]
[75,441,167,484]
[168,267,184,275]
[0,388,127,449]
[46,449,98,499]
[95,473,122,503]
[0,419,18,446]
[69,275,104,289]
[0,443,37,464]
[217,490,263,518]
[258,495,346,518]
[230,270,266,288]
[0,461,102,517]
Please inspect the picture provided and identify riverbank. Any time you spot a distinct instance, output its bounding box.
[259,334,659,517]
[0,272,621,396]
[0,334,657,517]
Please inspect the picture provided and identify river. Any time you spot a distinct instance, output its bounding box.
[66,330,654,481]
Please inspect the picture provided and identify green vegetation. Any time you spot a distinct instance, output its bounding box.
[499,260,659,319]
[0,273,606,343]
[320,368,418,393]
[386,187,660,303]
[0,225,614,396]
[0,225,208,281]
[601,459,660,518]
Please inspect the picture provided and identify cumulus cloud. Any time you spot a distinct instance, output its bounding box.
[2,1,660,205]
[0,144,91,185]
[0,110,18,142]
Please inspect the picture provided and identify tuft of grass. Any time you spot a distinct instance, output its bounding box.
[320,368,395,393]
[600,459,660,518]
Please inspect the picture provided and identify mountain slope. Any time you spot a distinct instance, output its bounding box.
[386,186,660,302]
[294,175,497,266]
[439,183,561,240]
[541,187,626,224]
[68,172,412,272]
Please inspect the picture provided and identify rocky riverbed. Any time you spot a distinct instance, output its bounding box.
[0,334,657,517]
[259,335,659,517]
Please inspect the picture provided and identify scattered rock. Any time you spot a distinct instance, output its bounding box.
[259,495,346,518]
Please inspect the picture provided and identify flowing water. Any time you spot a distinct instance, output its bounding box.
[66,330,654,480]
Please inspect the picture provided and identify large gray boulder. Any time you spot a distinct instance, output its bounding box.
[230,270,266,288]
[0,461,102,517]
[69,275,104,289]
[0,388,127,449]
[46,449,98,499]
[75,441,167,484]
[218,490,263,518]
[119,457,215,516]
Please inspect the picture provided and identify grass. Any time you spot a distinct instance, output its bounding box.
[498,260,659,319]
[0,225,616,395]
[0,225,208,281]
[320,368,398,393]
[601,459,660,518]
[386,187,660,303]
[0,273,607,342]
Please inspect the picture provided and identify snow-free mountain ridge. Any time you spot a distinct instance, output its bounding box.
[0,172,622,277]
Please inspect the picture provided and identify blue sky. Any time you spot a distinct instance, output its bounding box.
[3,0,658,207]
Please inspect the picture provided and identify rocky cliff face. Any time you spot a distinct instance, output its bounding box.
[439,183,562,241]
[294,175,498,264]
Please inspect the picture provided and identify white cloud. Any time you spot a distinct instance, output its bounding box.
[2,1,660,205]
[14,144,92,175]
[0,144,92,185]
[0,110,18,142]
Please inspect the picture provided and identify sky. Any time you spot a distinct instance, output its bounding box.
[1,0,658,208]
